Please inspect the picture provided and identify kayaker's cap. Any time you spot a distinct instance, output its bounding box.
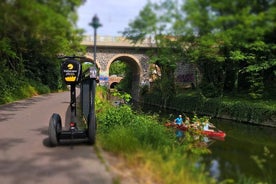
[179,115,182,117]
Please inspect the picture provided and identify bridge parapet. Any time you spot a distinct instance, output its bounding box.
[81,35,156,48]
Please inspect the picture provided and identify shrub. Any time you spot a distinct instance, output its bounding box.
[98,125,141,154]
[0,71,51,104]
[95,87,214,184]
[142,90,276,126]
[97,104,174,150]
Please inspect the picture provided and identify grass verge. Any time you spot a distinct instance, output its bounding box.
[95,87,215,184]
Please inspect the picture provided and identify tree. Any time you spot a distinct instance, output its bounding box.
[180,0,276,98]
[0,0,85,92]
[123,0,183,106]
[109,60,127,77]
[125,0,276,99]
[109,60,133,93]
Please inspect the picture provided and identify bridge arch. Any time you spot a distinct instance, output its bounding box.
[82,36,198,101]
[84,54,101,70]
[106,54,143,100]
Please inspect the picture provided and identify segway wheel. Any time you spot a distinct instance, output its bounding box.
[87,112,96,145]
[48,113,62,147]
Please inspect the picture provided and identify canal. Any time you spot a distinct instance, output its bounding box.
[140,104,276,183]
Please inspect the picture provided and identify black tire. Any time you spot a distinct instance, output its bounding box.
[48,113,62,147]
[87,112,96,145]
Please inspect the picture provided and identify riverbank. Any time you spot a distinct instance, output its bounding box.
[97,87,276,184]
[95,87,219,184]
[96,105,215,184]
[141,90,276,128]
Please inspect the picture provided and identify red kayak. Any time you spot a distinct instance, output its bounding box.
[165,122,226,140]
[202,130,226,141]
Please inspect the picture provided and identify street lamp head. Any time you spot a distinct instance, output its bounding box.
[89,14,102,29]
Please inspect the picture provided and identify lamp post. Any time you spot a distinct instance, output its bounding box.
[89,14,102,64]
[87,14,102,128]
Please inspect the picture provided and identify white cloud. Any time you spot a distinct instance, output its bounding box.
[77,0,160,36]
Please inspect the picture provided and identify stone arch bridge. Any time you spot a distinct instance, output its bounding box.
[81,35,196,101]
[81,35,156,100]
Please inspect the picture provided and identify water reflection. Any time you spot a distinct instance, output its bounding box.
[210,159,220,180]
[201,120,276,183]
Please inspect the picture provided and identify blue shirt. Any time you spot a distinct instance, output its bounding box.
[175,117,183,125]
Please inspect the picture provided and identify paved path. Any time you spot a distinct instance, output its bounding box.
[0,92,113,184]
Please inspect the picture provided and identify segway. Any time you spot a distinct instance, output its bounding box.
[48,56,98,146]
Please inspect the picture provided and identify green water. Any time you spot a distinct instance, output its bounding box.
[140,104,276,183]
[203,119,276,183]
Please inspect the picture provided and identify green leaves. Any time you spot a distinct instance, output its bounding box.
[109,60,127,76]
[182,0,276,98]
[123,2,157,43]
[0,38,17,59]
[0,0,85,92]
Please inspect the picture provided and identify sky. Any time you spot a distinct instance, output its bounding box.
[77,0,158,36]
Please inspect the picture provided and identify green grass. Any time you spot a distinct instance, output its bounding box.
[95,88,215,184]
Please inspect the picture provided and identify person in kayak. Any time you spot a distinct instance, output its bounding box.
[203,120,216,131]
[174,115,183,138]
[174,115,183,125]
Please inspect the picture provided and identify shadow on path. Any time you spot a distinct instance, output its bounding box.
[0,94,54,123]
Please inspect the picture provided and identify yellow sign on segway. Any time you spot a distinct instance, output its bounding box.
[67,63,73,70]
[61,59,81,84]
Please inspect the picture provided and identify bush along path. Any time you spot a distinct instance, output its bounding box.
[94,87,263,184]
[96,105,215,184]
